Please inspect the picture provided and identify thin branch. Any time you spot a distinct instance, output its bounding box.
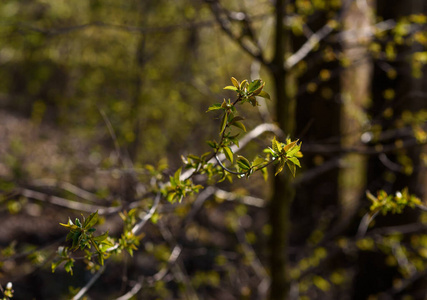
[236,220,270,299]
[30,178,103,203]
[116,245,182,300]
[19,188,120,215]
[131,193,161,235]
[205,0,266,64]
[72,264,106,300]
[214,188,265,208]
[356,210,380,238]
[285,22,335,70]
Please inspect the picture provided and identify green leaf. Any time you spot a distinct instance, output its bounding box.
[288,156,301,168]
[275,159,286,176]
[272,137,282,154]
[223,146,234,163]
[65,260,74,275]
[60,219,79,230]
[237,155,251,170]
[220,113,228,134]
[257,90,271,99]
[93,231,109,243]
[84,211,99,229]
[51,260,62,273]
[231,77,240,88]
[232,121,246,132]
[252,156,266,168]
[287,160,296,177]
[229,136,240,147]
[248,79,263,93]
[224,86,238,91]
[174,167,182,182]
[283,140,298,153]
[206,140,217,149]
[287,142,301,156]
[229,116,245,124]
[261,167,268,181]
[252,81,265,95]
[206,103,223,112]
[240,79,248,90]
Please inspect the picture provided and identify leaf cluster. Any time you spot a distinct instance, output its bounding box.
[367,188,421,215]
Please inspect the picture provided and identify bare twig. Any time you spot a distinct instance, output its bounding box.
[72,265,106,300]
[285,22,335,70]
[214,188,265,207]
[356,210,379,238]
[19,188,120,215]
[30,179,102,203]
[205,0,266,64]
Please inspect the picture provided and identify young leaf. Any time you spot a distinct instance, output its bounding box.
[240,79,248,90]
[288,156,301,168]
[287,142,301,156]
[286,160,296,177]
[206,103,223,112]
[231,77,240,88]
[84,211,99,229]
[275,159,286,176]
[174,167,182,182]
[283,140,298,153]
[248,79,263,93]
[272,137,282,154]
[257,90,271,99]
[93,231,109,243]
[237,155,251,170]
[220,113,228,134]
[223,146,234,163]
[224,86,238,92]
[252,81,265,95]
[232,121,246,132]
[229,116,245,124]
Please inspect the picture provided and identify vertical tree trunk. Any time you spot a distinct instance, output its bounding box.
[339,0,374,221]
[269,0,296,298]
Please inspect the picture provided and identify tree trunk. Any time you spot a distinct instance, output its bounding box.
[338,0,374,221]
[268,0,296,298]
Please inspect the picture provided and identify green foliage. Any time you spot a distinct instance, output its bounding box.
[54,211,114,273]
[367,188,422,215]
[55,77,303,275]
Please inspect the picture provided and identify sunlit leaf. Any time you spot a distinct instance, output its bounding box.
[206,103,223,112]
[224,146,233,163]
[257,90,271,99]
[231,77,240,88]
[275,159,286,176]
[224,86,238,91]
[286,160,296,177]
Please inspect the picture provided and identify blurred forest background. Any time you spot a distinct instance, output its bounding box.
[1,0,427,299]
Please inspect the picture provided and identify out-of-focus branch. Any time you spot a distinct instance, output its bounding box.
[30,179,103,204]
[285,22,335,70]
[19,188,120,215]
[72,265,106,300]
[214,188,265,207]
[204,0,266,64]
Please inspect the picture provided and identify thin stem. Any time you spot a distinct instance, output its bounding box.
[214,154,245,175]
